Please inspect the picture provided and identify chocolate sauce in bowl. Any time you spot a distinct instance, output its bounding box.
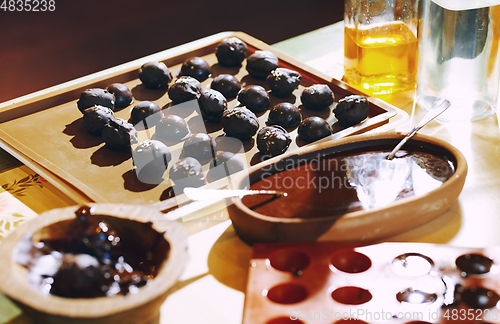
[242,145,455,219]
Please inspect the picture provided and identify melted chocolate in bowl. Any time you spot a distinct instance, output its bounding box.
[242,144,456,219]
[13,206,170,298]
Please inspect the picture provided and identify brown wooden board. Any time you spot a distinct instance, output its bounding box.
[0,32,407,206]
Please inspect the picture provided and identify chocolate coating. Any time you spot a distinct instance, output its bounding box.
[266,68,302,98]
[301,84,335,110]
[106,83,134,109]
[178,57,212,82]
[257,125,292,158]
[77,88,115,113]
[208,152,246,182]
[297,116,332,143]
[129,101,163,128]
[215,37,247,67]
[182,133,217,165]
[82,105,114,136]
[456,254,494,275]
[168,76,202,104]
[221,107,259,140]
[169,157,207,189]
[267,102,302,129]
[210,74,241,99]
[155,115,190,142]
[246,50,279,80]
[461,286,500,309]
[102,117,138,151]
[138,61,173,89]
[133,139,172,179]
[237,85,270,112]
[198,89,228,123]
[334,95,370,127]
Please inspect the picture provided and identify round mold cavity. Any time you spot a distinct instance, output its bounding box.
[268,250,310,275]
[266,283,308,304]
[461,286,500,309]
[396,288,437,304]
[331,286,372,305]
[330,249,372,273]
[266,317,305,324]
[392,253,434,277]
[333,320,369,323]
[455,253,494,276]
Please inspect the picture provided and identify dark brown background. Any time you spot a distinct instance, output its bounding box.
[0,0,344,103]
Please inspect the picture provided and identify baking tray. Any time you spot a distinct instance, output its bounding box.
[0,31,408,206]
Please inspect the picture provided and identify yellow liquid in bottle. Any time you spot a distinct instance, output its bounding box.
[344,22,418,95]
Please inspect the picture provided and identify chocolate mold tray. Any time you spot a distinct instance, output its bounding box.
[0,31,407,206]
[244,242,500,324]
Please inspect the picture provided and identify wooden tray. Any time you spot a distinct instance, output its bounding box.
[0,31,408,207]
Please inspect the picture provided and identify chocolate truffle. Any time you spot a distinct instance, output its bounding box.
[82,105,114,136]
[138,61,173,89]
[221,107,259,140]
[237,85,270,112]
[267,102,302,129]
[77,88,115,113]
[208,152,246,182]
[168,76,202,104]
[169,157,207,190]
[301,84,335,111]
[215,37,247,67]
[334,95,370,127]
[297,116,332,143]
[246,51,279,80]
[198,89,228,123]
[257,125,292,158]
[178,57,212,82]
[266,68,302,98]
[182,133,217,165]
[210,74,241,99]
[133,139,172,179]
[155,115,190,142]
[129,101,163,128]
[102,117,139,151]
[106,83,134,109]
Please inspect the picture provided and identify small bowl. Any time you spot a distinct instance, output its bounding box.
[227,132,467,244]
[0,204,188,324]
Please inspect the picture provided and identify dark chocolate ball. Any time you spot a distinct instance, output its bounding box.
[461,286,500,309]
[77,88,115,113]
[334,95,370,127]
[257,125,292,158]
[301,84,335,111]
[208,152,246,182]
[246,51,279,80]
[266,68,302,98]
[102,117,138,151]
[133,139,172,180]
[138,61,173,89]
[297,116,332,143]
[167,76,202,104]
[169,157,207,190]
[106,83,134,109]
[210,74,241,99]
[182,133,217,165]
[215,37,247,67]
[178,57,212,82]
[221,107,259,140]
[237,85,270,112]
[455,254,494,275]
[267,102,302,129]
[82,105,114,136]
[198,89,228,123]
[155,115,190,142]
[129,101,163,128]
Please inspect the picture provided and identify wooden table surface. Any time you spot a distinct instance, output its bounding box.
[2,21,500,323]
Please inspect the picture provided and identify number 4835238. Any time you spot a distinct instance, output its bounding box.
[1,0,55,11]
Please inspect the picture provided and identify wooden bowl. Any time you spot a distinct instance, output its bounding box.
[227,132,468,244]
[0,204,188,324]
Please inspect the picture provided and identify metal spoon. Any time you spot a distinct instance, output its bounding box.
[386,97,451,160]
[183,187,287,201]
